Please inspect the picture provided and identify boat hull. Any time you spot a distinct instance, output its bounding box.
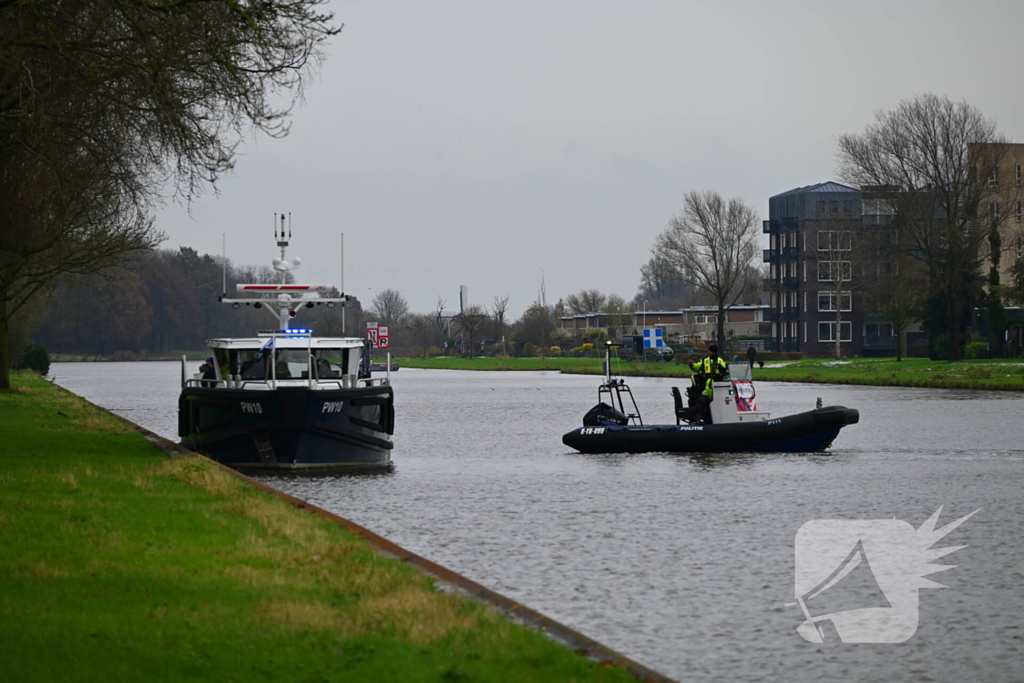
[562,405,859,454]
[178,385,394,473]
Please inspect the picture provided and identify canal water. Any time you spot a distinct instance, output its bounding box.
[53,362,1024,682]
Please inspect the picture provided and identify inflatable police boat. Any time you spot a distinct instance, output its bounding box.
[562,348,858,455]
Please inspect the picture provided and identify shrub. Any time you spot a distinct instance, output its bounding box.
[18,344,51,376]
[929,334,948,361]
[521,343,537,358]
[548,346,562,357]
[964,342,988,360]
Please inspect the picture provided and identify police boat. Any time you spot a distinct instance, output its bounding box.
[562,344,858,455]
[178,215,394,473]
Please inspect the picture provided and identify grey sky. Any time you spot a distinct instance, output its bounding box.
[157,0,1024,318]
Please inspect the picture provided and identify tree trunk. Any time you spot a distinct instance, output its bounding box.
[835,309,842,360]
[717,303,726,353]
[895,323,904,362]
[947,295,962,361]
[0,292,10,391]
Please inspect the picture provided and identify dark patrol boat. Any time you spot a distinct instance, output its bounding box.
[178,216,394,473]
[563,344,858,455]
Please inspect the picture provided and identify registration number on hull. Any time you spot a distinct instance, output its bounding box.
[581,427,606,435]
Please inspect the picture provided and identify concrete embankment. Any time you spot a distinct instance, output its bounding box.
[0,371,673,683]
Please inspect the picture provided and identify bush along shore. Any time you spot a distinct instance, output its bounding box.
[0,371,643,682]
[394,356,1024,391]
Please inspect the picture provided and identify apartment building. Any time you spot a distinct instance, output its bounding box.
[763,182,914,357]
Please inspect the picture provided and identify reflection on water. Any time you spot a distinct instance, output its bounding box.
[54,363,1024,682]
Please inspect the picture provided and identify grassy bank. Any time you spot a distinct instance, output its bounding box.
[0,372,636,682]
[395,356,1024,391]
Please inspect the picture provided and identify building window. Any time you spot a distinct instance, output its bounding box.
[818,291,852,312]
[1017,163,1021,186]
[818,261,852,282]
[1017,236,1023,259]
[990,201,1000,221]
[1017,200,1022,223]
[816,200,826,217]
[818,230,852,251]
[818,321,852,342]
[830,200,839,214]
[878,261,898,277]
[989,165,999,187]
[843,200,853,215]
[865,322,894,337]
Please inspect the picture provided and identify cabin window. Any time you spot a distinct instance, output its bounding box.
[312,349,351,379]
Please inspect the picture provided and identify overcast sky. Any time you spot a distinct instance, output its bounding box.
[156,0,1024,318]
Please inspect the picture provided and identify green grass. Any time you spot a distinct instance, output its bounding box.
[395,355,1024,391]
[749,357,1024,391]
[0,371,637,682]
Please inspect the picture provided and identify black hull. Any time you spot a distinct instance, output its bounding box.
[563,405,859,454]
[179,385,394,472]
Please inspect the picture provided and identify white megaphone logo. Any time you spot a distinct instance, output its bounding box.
[790,507,979,644]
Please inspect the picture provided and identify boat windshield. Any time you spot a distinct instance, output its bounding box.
[219,347,352,381]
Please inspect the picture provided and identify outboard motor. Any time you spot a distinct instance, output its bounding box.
[583,402,629,427]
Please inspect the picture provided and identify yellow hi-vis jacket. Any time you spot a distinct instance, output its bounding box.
[688,355,728,397]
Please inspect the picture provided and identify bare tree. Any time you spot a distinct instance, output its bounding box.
[408,313,434,358]
[490,295,510,341]
[0,0,339,389]
[564,289,607,315]
[654,190,760,349]
[603,294,633,341]
[456,305,489,356]
[369,289,409,326]
[635,254,690,309]
[814,217,862,360]
[837,94,1016,360]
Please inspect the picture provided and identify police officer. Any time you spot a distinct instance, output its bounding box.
[688,344,728,423]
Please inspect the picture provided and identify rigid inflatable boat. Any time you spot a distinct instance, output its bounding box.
[562,347,858,455]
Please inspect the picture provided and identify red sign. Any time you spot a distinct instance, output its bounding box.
[378,325,390,348]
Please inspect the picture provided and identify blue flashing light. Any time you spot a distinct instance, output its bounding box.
[282,328,312,336]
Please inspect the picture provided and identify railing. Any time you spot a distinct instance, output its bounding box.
[782,307,800,321]
[862,214,900,227]
[782,246,800,260]
[863,334,897,350]
[783,276,800,289]
[180,354,388,391]
[763,217,799,233]
[762,249,780,264]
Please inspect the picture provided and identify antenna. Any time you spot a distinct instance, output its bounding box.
[344,232,348,333]
[288,212,292,238]
[221,233,226,295]
[273,213,277,239]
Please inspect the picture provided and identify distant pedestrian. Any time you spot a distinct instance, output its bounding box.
[747,345,758,369]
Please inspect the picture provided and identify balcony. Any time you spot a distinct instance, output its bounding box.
[763,249,780,264]
[783,276,800,290]
[863,334,897,350]
[782,307,800,321]
[862,214,900,227]
[763,217,800,234]
[781,246,800,260]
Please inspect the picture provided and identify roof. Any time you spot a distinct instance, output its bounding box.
[770,181,858,200]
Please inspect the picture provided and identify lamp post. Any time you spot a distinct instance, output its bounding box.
[643,300,648,330]
[642,300,648,365]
